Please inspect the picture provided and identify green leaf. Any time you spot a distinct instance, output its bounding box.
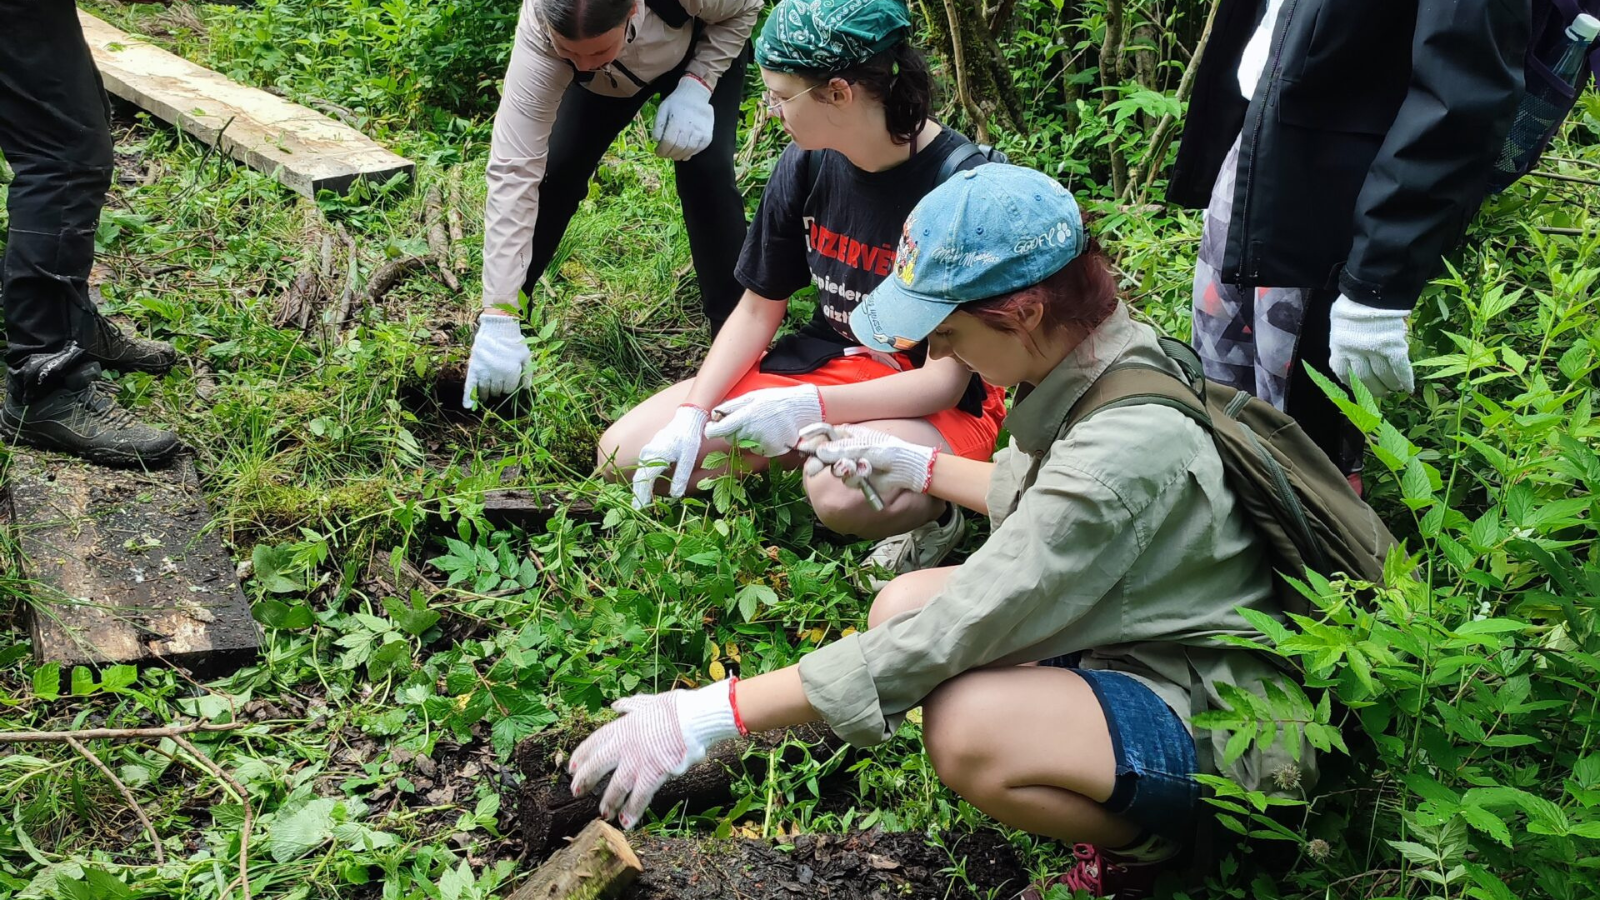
[1459,804,1513,847]
[1455,618,1526,636]
[439,860,474,900]
[252,543,303,593]
[99,665,137,693]
[269,798,339,862]
[31,663,59,701]
[1402,457,1434,504]
[368,640,412,681]
[253,599,315,630]
[735,583,778,623]
[382,595,441,637]
[1238,607,1292,648]
[70,666,95,696]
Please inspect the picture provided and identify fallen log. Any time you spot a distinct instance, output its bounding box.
[508,819,641,900]
[424,184,461,292]
[516,721,849,861]
[481,487,604,532]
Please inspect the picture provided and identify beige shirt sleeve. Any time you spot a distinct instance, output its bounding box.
[798,419,1162,747]
[679,0,760,90]
[482,19,573,309]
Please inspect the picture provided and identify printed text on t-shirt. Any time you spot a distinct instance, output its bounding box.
[803,217,895,277]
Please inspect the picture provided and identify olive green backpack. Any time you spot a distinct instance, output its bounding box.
[1065,336,1398,612]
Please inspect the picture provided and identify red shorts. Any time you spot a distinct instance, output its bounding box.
[725,350,1007,460]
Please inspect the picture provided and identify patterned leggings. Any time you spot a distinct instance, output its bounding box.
[1190,137,1363,475]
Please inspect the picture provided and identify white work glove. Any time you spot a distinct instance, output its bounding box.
[652,78,715,162]
[798,424,937,496]
[632,404,710,508]
[704,385,824,457]
[1328,295,1415,396]
[463,312,532,409]
[569,681,743,829]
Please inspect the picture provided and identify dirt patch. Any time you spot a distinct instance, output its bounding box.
[617,829,1026,900]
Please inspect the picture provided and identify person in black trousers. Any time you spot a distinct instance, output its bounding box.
[0,1,181,466]
[463,0,759,409]
[1170,0,1528,488]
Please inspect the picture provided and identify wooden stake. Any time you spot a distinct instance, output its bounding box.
[507,819,641,900]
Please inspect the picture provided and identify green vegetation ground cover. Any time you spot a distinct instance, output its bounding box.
[1,1,1598,898]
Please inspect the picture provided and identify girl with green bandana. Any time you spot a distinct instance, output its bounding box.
[600,0,1008,589]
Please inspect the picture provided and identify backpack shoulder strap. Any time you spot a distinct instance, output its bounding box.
[805,149,824,196]
[935,141,986,184]
[644,0,694,29]
[1064,363,1212,435]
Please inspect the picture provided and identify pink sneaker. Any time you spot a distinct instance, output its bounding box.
[1020,844,1162,899]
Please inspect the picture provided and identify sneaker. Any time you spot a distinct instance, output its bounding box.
[83,312,177,375]
[1,360,182,468]
[1019,843,1164,900]
[860,504,964,592]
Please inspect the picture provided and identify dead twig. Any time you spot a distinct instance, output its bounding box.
[364,255,432,306]
[326,225,360,337]
[0,721,247,742]
[1133,0,1220,204]
[172,734,252,900]
[447,168,470,276]
[66,736,167,865]
[1535,226,1592,236]
[1531,169,1600,188]
[939,0,989,143]
[193,358,221,404]
[425,184,461,291]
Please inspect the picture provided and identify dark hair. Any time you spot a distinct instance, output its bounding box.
[962,233,1118,339]
[544,0,634,40]
[800,42,933,145]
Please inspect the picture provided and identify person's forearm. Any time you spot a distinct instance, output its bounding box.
[683,292,787,410]
[735,665,818,734]
[682,0,760,89]
[927,452,994,515]
[818,357,970,423]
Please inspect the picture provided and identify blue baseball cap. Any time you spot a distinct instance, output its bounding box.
[850,164,1085,353]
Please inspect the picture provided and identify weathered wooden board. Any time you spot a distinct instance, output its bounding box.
[78,11,413,198]
[7,449,258,677]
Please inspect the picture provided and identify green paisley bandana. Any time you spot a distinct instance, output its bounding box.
[754,0,912,73]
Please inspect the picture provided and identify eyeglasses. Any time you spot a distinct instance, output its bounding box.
[764,82,822,113]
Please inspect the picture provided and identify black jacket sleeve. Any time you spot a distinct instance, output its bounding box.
[1339,0,1528,310]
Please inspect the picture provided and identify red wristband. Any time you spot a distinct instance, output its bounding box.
[683,73,711,91]
[921,447,938,493]
[728,676,749,736]
[813,386,826,421]
[680,402,709,414]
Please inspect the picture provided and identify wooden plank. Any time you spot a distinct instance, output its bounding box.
[7,450,259,678]
[78,10,413,198]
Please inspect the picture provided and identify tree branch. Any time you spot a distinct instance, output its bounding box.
[66,736,167,866]
[173,735,253,900]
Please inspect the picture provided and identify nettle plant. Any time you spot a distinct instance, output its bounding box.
[1192,240,1600,899]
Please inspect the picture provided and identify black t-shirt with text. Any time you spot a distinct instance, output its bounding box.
[736,128,984,348]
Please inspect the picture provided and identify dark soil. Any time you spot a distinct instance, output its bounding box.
[620,829,1027,900]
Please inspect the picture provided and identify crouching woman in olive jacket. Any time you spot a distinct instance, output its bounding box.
[566,165,1313,894]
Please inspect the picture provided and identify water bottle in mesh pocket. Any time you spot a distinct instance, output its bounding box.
[1488,4,1600,194]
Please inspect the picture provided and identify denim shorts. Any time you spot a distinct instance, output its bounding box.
[1042,659,1201,840]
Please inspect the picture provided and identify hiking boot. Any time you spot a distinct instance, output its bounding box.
[1,347,182,468]
[1019,843,1167,900]
[860,504,964,593]
[83,311,177,375]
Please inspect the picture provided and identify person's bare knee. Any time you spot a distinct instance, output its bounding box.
[868,574,927,628]
[922,675,1000,800]
[805,469,881,536]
